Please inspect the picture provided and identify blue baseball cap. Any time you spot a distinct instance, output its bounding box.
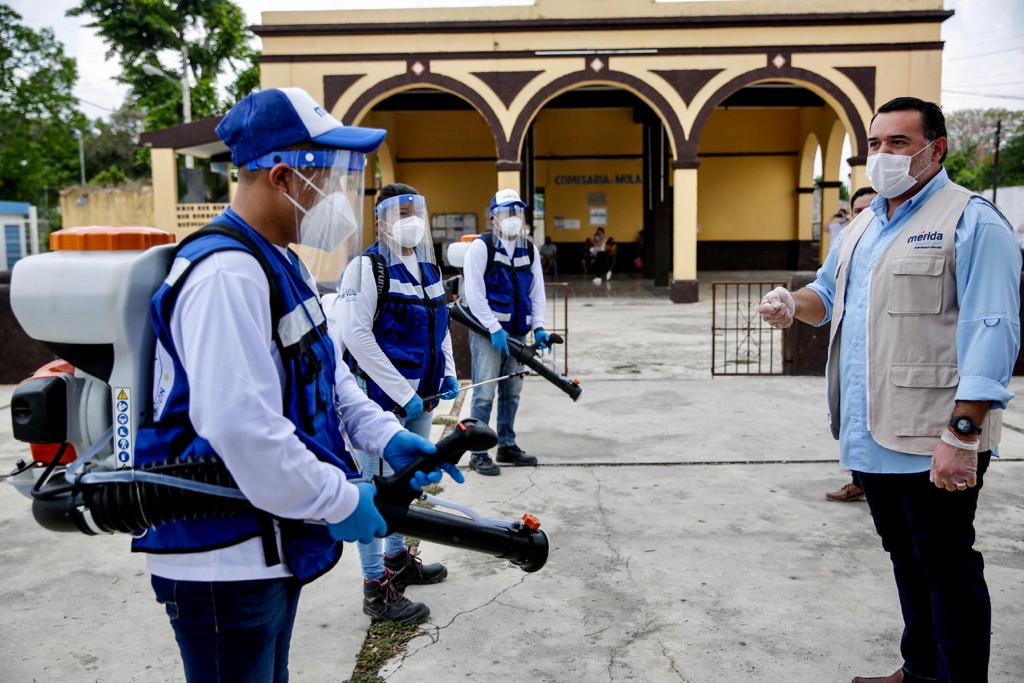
[216,87,387,166]
[489,188,527,214]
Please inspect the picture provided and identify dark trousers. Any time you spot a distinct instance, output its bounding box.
[856,453,991,683]
[152,575,302,683]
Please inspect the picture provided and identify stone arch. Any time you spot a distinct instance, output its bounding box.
[508,70,686,164]
[684,65,868,165]
[822,118,847,181]
[341,72,505,161]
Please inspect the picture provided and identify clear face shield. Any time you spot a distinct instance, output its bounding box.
[251,148,366,284]
[491,204,528,246]
[375,193,436,272]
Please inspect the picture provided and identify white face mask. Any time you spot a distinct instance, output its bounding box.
[282,171,359,251]
[866,140,936,199]
[389,216,426,249]
[499,216,523,238]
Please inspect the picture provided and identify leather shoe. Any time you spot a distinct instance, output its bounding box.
[826,482,865,502]
[852,668,903,683]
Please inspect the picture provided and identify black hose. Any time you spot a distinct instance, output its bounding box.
[447,302,582,402]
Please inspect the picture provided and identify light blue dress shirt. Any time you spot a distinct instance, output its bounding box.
[807,169,1021,473]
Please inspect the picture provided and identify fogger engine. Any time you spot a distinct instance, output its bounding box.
[9,226,548,573]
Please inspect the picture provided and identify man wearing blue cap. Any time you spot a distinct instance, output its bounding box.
[462,188,551,475]
[133,87,460,682]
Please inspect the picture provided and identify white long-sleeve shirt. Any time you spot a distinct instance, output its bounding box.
[325,254,456,408]
[462,236,546,334]
[146,249,402,582]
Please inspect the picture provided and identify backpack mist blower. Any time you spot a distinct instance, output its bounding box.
[8,226,547,573]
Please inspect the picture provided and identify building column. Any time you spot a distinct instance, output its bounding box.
[796,187,818,269]
[670,165,698,303]
[496,162,521,193]
[151,147,178,235]
[819,181,842,262]
[849,158,869,196]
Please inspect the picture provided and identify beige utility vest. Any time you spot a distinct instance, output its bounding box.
[825,181,1002,455]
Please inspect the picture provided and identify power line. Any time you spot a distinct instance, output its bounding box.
[77,96,118,112]
[945,45,1024,62]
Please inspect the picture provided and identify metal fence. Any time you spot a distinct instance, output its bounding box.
[544,281,570,374]
[711,281,786,376]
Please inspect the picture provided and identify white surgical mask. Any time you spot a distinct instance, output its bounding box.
[866,140,936,199]
[283,170,359,251]
[389,216,426,248]
[499,216,523,238]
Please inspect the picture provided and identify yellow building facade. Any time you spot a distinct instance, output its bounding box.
[143,0,949,302]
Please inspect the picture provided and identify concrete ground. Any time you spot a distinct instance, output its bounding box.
[2,272,1022,682]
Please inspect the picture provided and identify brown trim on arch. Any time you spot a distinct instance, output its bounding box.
[651,69,723,107]
[342,72,507,159]
[835,66,877,109]
[508,70,686,163]
[471,70,542,108]
[672,159,700,169]
[323,74,364,112]
[685,63,868,162]
[819,180,844,188]
[847,155,867,166]
[252,10,954,37]
[259,41,944,64]
[796,186,816,194]
[496,160,522,172]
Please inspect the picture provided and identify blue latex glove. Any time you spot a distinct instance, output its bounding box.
[439,375,459,400]
[533,328,552,350]
[490,328,510,356]
[327,481,387,544]
[401,394,424,421]
[383,429,466,489]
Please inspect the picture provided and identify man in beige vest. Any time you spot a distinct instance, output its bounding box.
[759,97,1020,683]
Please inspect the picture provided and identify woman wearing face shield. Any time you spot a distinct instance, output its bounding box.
[329,183,462,624]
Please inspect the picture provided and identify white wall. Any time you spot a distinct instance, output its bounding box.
[981,186,1024,230]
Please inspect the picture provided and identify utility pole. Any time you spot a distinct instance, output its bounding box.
[180,45,193,169]
[992,119,1002,206]
[73,128,85,184]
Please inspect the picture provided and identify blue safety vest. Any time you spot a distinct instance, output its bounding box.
[346,244,449,412]
[132,209,359,584]
[479,232,534,335]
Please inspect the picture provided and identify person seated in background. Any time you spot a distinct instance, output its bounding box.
[581,237,595,274]
[540,236,558,277]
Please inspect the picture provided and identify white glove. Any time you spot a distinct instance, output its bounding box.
[758,286,795,329]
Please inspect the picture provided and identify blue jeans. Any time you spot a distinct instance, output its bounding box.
[469,331,525,448]
[354,408,434,579]
[857,452,992,683]
[151,575,301,683]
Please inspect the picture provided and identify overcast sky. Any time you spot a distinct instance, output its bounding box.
[10,0,1024,120]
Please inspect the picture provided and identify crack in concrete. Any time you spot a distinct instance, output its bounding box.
[658,638,686,682]
[383,573,530,679]
[590,469,623,567]
[514,471,538,498]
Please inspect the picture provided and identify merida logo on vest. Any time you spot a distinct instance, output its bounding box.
[907,231,943,249]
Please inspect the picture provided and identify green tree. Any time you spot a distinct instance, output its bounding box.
[68,0,259,131]
[944,109,1024,191]
[85,104,151,182]
[0,3,86,225]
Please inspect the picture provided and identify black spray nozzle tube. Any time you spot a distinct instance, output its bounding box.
[448,302,582,402]
[373,417,548,572]
[24,422,549,573]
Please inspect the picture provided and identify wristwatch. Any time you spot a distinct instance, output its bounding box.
[949,415,982,436]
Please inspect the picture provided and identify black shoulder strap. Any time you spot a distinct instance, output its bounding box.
[525,237,536,266]
[482,233,496,277]
[177,223,287,342]
[366,252,389,322]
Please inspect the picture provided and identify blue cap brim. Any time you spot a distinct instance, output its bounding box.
[311,125,387,153]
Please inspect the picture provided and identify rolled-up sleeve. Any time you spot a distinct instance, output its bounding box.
[954,199,1022,408]
[804,232,843,327]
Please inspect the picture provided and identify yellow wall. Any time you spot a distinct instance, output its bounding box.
[534,107,643,243]
[59,185,155,228]
[362,109,497,240]
[696,108,802,241]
